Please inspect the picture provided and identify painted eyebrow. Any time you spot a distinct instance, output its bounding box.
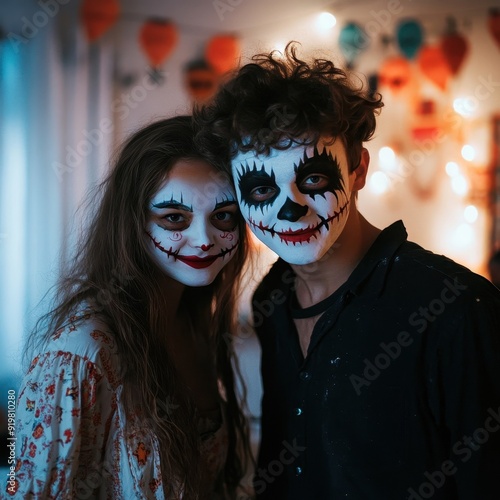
[294,145,339,172]
[214,200,237,210]
[151,200,193,211]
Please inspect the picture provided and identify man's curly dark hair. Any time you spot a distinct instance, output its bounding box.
[194,42,384,173]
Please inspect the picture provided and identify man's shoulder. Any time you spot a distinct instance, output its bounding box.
[391,240,499,300]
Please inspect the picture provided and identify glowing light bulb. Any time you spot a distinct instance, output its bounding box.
[453,97,475,117]
[464,205,478,223]
[369,171,390,195]
[461,144,475,162]
[317,12,337,30]
[378,146,396,171]
[451,174,469,196]
[445,161,460,177]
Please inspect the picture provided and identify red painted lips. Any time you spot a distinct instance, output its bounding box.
[175,255,218,269]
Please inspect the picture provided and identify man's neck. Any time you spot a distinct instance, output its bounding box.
[291,210,380,308]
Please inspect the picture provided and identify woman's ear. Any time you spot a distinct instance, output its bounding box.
[352,148,370,192]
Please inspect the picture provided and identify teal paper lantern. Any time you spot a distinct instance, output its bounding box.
[338,22,368,67]
[396,19,424,60]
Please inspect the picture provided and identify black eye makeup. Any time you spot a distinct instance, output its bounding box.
[236,161,281,210]
[151,197,193,232]
[211,200,239,231]
[294,146,346,200]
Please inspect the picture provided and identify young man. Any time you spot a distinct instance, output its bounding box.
[195,44,500,499]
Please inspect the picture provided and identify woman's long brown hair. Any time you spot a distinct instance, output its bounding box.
[26,116,252,498]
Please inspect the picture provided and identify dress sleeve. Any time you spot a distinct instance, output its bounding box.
[11,349,114,498]
[432,288,500,499]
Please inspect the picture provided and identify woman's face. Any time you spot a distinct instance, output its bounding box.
[146,160,240,287]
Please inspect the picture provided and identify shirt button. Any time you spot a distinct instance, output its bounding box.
[295,466,303,476]
[295,407,303,416]
[299,371,311,381]
[331,357,341,367]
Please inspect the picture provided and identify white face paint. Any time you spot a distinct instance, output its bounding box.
[146,160,240,287]
[231,137,352,265]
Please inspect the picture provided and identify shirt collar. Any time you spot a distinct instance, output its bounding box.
[345,220,408,297]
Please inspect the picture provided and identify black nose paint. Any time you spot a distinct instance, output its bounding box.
[277,197,308,221]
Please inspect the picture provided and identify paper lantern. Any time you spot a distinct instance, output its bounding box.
[396,19,423,60]
[205,35,240,75]
[488,9,500,49]
[185,60,218,102]
[140,20,178,68]
[379,56,411,93]
[417,45,451,91]
[81,0,119,42]
[338,22,367,68]
[441,32,468,75]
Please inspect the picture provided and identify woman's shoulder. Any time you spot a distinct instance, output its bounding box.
[38,302,119,369]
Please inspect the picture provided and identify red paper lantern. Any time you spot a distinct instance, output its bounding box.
[205,35,240,75]
[441,33,468,75]
[140,20,178,68]
[488,9,500,49]
[417,45,451,91]
[379,56,412,93]
[81,0,120,42]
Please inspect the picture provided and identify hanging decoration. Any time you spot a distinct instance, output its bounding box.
[488,9,500,50]
[379,56,412,94]
[440,18,469,75]
[417,45,451,91]
[139,19,178,68]
[440,32,468,75]
[338,22,368,68]
[396,19,424,60]
[184,60,218,102]
[81,0,120,42]
[205,35,240,75]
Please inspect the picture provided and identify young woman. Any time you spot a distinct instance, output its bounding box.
[12,116,252,499]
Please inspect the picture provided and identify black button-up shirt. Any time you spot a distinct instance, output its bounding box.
[252,221,500,499]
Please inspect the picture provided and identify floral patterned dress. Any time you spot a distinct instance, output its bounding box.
[9,306,229,499]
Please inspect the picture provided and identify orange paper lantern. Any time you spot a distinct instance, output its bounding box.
[185,61,218,102]
[205,35,240,75]
[488,9,500,49]
[417,45,451,91]
[140,20,178,68]
[379,56,412,93]
[81,0,119,42]
[441,33,468,75]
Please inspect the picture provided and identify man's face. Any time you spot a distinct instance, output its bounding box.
[146,160,239,287]
[231,137,352,265]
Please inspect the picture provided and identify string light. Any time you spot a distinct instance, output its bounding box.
[464,205,478,223]
[461,144,475,162]
[316,12,337,31]
[369,171,390,195]
[451,174,469,196]
[445,161,460,177]
[378,146,397,171]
